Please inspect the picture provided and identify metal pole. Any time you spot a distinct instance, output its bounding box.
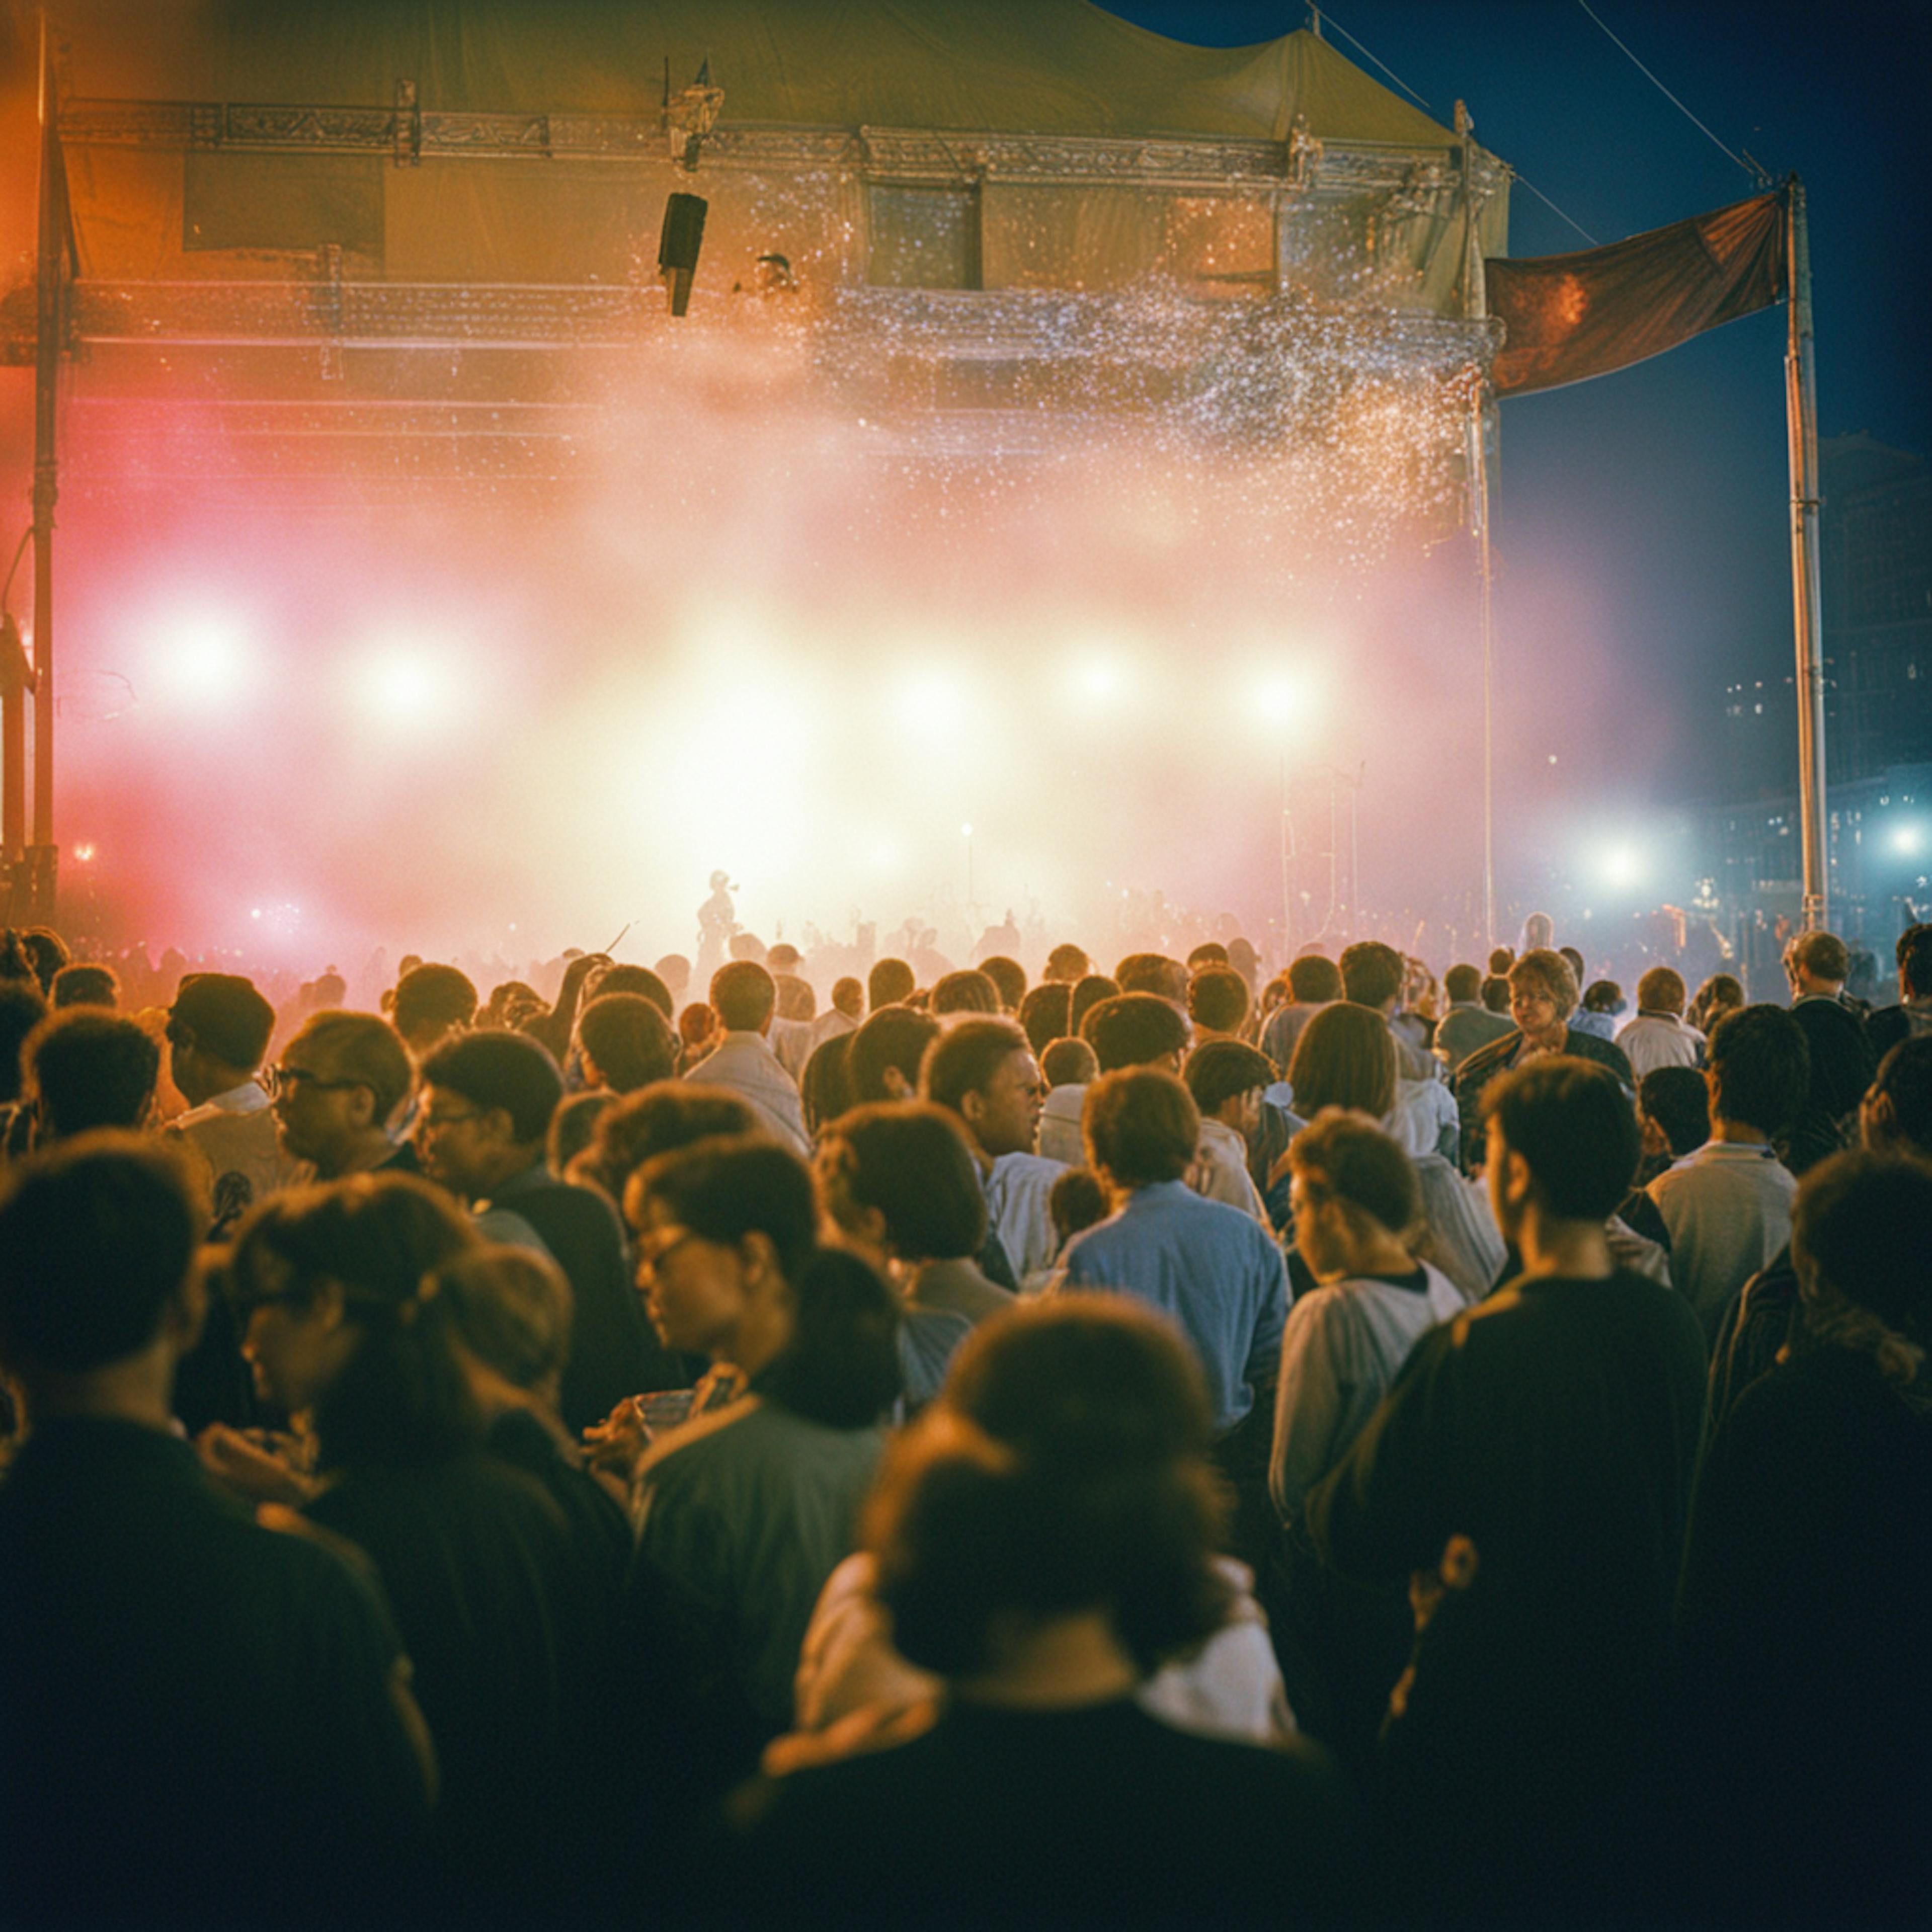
[1784,177,1828,932]
[1457,102,1496,949]
[29,13,64,916]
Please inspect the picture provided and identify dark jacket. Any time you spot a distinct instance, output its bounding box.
[1452,1027,1634,1172]
[487,1165,679,1429]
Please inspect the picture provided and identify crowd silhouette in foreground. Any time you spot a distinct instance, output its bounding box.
[1,912,1928,1927]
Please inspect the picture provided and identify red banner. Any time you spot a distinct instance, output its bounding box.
[1486,190,1787,397]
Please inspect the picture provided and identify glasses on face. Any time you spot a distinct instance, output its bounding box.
[417,1104,484,1133]
[266,1065,364,1101]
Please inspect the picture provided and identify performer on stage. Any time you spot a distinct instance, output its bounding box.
[697,870,740,985]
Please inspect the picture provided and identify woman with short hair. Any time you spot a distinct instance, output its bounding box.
[1450,949,1634,1172]
[735,1300,1358,1927]
[623,1135,902,1788]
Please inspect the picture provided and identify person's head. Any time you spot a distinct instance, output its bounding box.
[1017,981,1072,1057]
[587,963,675,1020]
[677,1002,717,1055]
[1488,946,1516,977]
[1636,965,1686,1016]
[416,1031,565,1196]
[1638,1066,1710,1160]
[1508,949,1579,1046]
[1443,963,1482,1005]
[728,931,768,964]
[23,1010,160,1141]
[547,1090,611,1176]
[1558,946,1587,991]
[848,1005,943,1104]
[1081,993,1189,1076]
[1287,1003,1396,1121]
[979,956,1026,1012]
[710,959,776,1035]
[50,962,118,1010]
[867,1299,1228,1683]
[1113,953,1188,1003]
[869,957,916,1010]
[1482,1058,1640,1240]
[654,954,693,1001]
[815,1101,987,1267]
[1791,1151,1932,1370]
[773,974,817,1023]
[829,976,864,1020]
[1068,973,1120,1037]
[0,1135,202,1410]
[574,1082,756,1203]
[1287,1110,1423,1279]
[1186,967,1249,1039]
[1183,1039,1274,1136]
[1285,953,1343,1005]
[1581,979,1624,1017]
[1705,1004,1810,1139]
[1897,924,1932,1001]
[18,927,69,995]
[1082,1067,1199,1192]
[1185,942,1229,972]
[1040,1036,1097,1090]
[758,1247,903,1429]
[1480,974,1511,1015]
[1048,1167,1110,1249]
[0,979,49,1105]
[390,963,478,1056]
[434,1244,573,1409]
[1522,913,1555,953]
[625,1134,819,1373]
[575,993,679,1094]
[226,1175,479,1463]
[1338,941,1404,1014]
[767,943,803,979]
[1044,943,1090,984]
[483,980,542,1029]
[271,1011,414,1175]
[921,1016,1042,1160]
[1784,928,1850,997]
[1688,973,1744,1031]
[166,972,275,1105]
[1861,1036,1932,1159]
[800,1034,855,1137]
[931,969,1000,1017]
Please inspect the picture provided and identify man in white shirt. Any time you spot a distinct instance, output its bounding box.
[1615,967,1706,1078]
[1183,1040,1274,1224]
[1646,1003,1808,1340]
[164,974,303,1223]
[683,960,809,1155]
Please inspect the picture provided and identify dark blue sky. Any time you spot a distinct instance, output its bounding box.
[1099,0,1932,798]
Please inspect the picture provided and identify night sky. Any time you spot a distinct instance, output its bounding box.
[1102,0,1932,802]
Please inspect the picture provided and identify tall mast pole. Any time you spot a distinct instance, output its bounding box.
[1783,176,1827,932]
[29,10,65,920]
[1458,101,1495,948]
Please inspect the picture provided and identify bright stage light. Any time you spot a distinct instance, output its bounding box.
[1599,844,1643,889]
[149,610,257,709]
[961,822,974,839]
[1254,674,1306,727]
[73,842,97,864]
[1892,823,1924,857]
[348,641,469,735]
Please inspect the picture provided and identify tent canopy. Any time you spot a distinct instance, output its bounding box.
[54,3,1467,150]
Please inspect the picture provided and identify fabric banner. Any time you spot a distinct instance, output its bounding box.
[1485,190,1786,397]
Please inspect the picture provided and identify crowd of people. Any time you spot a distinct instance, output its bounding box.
[1,908,1927,1926]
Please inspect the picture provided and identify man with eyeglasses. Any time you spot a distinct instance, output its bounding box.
[269,1011,421,1181]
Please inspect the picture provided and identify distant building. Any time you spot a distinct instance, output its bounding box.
[1696,436,1931,948]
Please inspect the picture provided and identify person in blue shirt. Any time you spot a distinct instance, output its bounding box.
[1049,1067,1287,1571]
